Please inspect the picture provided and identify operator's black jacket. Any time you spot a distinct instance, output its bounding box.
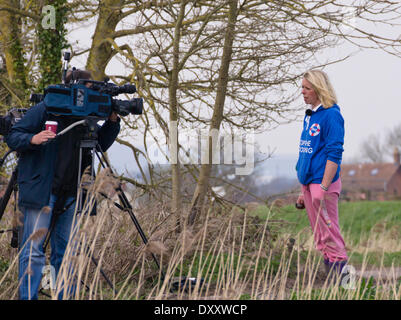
[6,102,120,210]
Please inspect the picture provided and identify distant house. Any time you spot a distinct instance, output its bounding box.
[340,148,401,201]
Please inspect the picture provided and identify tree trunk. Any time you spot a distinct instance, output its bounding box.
[188,0,238,226]
[169,0,187,230]
[0,0,28,105]
[86,0,124,80]
[37,0,68,92]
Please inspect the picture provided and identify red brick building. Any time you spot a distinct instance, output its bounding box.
[340,148,401,201]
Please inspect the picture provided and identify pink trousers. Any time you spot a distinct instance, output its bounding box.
[302,179,348,262]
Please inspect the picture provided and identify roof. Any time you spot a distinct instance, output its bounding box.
[340,163,400,191]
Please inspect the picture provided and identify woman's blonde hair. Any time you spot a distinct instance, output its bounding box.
[303,69,337,108]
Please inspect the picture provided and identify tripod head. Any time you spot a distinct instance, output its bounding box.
[55,117,100,140]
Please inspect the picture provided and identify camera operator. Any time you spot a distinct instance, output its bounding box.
[6,69,120,300]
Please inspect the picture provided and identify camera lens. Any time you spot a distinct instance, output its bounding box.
[112,98,143,116]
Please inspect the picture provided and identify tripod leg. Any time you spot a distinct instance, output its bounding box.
[42,214,57,252]
[90,254,117,295]
[0,167,23,249]
[0,168,18,222]
[42,197,75,252]
[94,148,165,278]
[10,227,19,249]
[72,143,119,294]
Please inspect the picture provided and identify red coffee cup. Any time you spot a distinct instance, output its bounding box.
[45,121,58,134]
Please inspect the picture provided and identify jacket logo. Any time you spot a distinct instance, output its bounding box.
[305,116,311,131]
[309,123,320,136]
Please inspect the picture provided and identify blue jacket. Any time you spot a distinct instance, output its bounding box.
[295,104,344,185]
[6,102,120,209]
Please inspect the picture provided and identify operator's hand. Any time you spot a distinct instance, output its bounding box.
[30,130,56,145]
[108,112,119,122]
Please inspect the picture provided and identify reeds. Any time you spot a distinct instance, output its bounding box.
[0,171,400,300]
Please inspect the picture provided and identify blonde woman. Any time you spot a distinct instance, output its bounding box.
[295,69,348,277]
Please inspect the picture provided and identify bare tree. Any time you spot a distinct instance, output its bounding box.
[187,0,238,225]
[2,0,401,226]
[359,123,401,163]
[360,133,386,163]
[76,0,401,225]
[386,123,401,152]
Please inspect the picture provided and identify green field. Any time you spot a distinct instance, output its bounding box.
[250,200,401,267]
[1,200,401,299]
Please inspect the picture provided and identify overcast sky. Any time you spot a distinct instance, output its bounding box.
[68,12,401,172]
[261,12,401,163]
[258,44,401,162]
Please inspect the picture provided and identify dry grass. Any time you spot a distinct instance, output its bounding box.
[0,170,400,300]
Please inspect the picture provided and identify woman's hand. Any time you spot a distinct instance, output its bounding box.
[314,186,327,202]
[296,193,305,209]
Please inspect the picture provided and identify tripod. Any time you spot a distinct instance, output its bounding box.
[41,118,164,296]
[0,150,20,249]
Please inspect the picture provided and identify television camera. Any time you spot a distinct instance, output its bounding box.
[32,52,143,119]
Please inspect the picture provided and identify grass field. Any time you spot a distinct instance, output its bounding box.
[250,200,401,267]
[1,184,401,300]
